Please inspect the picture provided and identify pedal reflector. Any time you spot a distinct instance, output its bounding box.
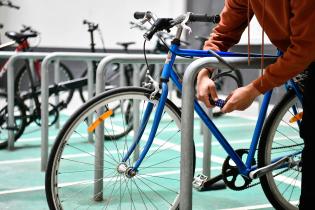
[88,109,113,132]
[289,112,303,123]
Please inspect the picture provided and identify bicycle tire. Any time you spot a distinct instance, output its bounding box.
[45,87,196,210]
[258,90,303,210]
[0,92,27,149]
[15,61,74,105]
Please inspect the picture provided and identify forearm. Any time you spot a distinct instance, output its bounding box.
[204,0,252,51]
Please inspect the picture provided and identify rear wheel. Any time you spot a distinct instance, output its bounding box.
[46,87,196,209]
[258,90,303,210]
[15,61,74,106]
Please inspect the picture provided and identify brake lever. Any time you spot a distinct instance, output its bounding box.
[129,21,147,31]
[179,12,192,34]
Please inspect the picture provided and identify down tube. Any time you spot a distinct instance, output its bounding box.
[194,101,248,174]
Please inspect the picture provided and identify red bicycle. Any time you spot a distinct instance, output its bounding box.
[0,26,74,149]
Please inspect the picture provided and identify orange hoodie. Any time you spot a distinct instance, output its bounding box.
[204,0,315,93]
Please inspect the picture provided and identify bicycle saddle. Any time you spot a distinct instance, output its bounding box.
[5,31,37,42]
[116,41,136,51]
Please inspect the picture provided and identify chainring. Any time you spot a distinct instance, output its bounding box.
[222,149,256,191]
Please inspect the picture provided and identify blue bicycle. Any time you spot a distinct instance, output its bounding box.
[45,12,303,210]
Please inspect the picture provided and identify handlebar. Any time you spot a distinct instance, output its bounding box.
[20,25,38,34]
[189,14,220,23]
[134,12,146,19]
[133,11,220,41]
[83,19,99,32]
[0,0,20,9]
[130,21,190,49]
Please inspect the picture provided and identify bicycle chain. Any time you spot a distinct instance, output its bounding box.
[233,143,301,191]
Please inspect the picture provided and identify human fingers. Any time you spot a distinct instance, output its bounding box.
[208,81,218,101]
[221,91,236,113]
[221,99,235,113]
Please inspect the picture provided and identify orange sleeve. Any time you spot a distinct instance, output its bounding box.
[203,0,253,51]
[252,0,315,93]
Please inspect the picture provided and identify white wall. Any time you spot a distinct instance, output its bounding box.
[0,1,271,50]
[239,16,271,45]
[0,0,186,49]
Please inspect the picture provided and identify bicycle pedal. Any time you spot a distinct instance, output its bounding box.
[192,174,208,191]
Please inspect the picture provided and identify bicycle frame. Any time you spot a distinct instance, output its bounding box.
[123,41,303,178]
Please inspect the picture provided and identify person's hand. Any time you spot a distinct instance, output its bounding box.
[197,68,218,108]
[221,83,261,113]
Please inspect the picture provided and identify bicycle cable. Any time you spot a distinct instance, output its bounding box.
[143,39,150,75]
[97,27,107,53]
[156,34,194,59]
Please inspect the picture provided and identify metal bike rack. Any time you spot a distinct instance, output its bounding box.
[93,54,194,201]
[180,56,276,209]
[0,51,18,150]
[40,52,116,171]
[5,52,49,150]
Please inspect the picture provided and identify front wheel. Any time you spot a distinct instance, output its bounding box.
[258,90,303,210]
[45,87,196,210]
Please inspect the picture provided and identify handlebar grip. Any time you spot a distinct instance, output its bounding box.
[134,12,146,19]
[83,19,88,24]
[189,14,220,24]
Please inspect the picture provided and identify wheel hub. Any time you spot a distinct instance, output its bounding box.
[117,162,128,174]
[116,163,137,178]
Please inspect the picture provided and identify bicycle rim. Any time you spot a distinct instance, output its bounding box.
[259,91,303,210]
[46,87,194,209]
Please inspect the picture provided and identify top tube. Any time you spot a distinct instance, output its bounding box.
[172,47,278,58]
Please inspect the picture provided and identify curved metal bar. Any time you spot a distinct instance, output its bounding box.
[5,52,48,151]
[40,52,110,171]
[181,56,276,209]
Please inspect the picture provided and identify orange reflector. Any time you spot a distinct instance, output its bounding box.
[289,112,303,123]
[88,109,113,132]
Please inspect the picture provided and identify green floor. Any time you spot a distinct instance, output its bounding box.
[0,113,277,210]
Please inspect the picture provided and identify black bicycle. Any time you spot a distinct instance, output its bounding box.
[0,23,133,148]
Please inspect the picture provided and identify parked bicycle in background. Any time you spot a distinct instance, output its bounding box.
[0,25,75,148]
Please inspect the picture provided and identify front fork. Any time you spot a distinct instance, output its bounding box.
[121,82,169,174]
